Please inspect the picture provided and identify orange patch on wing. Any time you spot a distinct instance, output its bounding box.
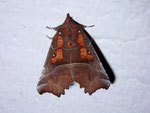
[51,35,64,64]
[57,36,63,49]
[77,34,85,47]
[51,57,57,64]
[87,54,93,61]
[56,49,63,61]
[78,34,87,60]
[80,47,87,60]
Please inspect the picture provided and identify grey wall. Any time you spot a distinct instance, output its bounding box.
[0,0,150,113]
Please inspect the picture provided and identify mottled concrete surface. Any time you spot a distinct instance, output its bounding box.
[0,0,150,113]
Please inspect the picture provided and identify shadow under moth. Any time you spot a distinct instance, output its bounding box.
[37,14,115,97]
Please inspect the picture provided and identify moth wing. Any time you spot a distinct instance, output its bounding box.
[83,29,115,83]
[37,45,73,97]
[72,64,110,95]
[37,66,73,97]
[71,31,110,95]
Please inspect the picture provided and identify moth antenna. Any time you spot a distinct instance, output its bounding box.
[45,35,53,39]
[46,26,56,30]
[84,25,95,28]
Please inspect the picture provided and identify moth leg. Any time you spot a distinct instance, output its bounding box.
[46,26,56,30]
[45,35,53,39]
[83,25,95,28]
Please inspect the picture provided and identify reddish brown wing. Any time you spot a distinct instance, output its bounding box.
[37,14,110,97]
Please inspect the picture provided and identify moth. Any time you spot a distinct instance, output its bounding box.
[37,14,112,97]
